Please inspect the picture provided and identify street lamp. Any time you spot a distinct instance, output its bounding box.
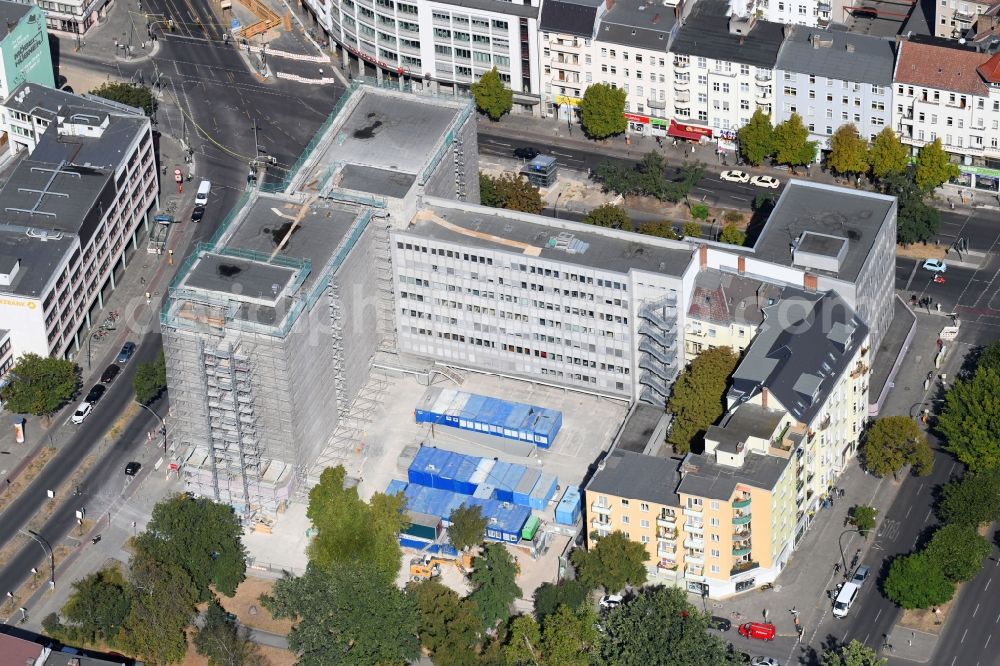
[135,401,167,453]
[838,528,863,576]
[553,192,563,219]
[19,529,54,589]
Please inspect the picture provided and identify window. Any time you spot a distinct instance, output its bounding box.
[697,56,706,68]
[711,549,721,558]
[621,515,630,524]
[640,535,650,544]
[640,519,650,528]
[621,498,630,506]
[640,503,649,512]
[709,517,720,526]
[710,501,720,510]
[711,533,720,542]
[783,86,797,96]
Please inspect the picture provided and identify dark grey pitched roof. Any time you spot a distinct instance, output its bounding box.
[670,0,784,68]
[729,290,869,424]
[677,450,789,498]
[540,0,601,36]
[775,27,895,86]
[587,449,681,506]
[0,1,33,40]
[596,1,675,51]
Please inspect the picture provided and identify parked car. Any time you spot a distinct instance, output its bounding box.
[923,258,947,273]
[84,385,106,405]
[851,564,871,587]
[116,341,137,364]
[191,205,205,222]
[738,622,776,641]
[751,657,780,666]
[750,175,780,189]
[711,616,733,631]
[71,402,92,424]
[513,146,540,160]
[599,594,623,610]
[720,170,750,183]
[125,461,141,476]
[101,364,121,384]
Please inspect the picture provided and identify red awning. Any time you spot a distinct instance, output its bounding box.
[668,120,713,141]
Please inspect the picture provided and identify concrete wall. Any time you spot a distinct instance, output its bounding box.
[421,105,480,203]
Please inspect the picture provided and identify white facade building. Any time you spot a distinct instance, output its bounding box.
[537,0,604,122]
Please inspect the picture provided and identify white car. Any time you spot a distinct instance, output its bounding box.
[599,594,623,609]
[751,175,780,189]
[923,258,947,273]
[751,658,780,666]
[71,402,92,424]
[720,170,750,183]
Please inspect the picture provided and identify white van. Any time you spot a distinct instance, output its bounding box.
[195,180,211,206]
[833,582,860,618]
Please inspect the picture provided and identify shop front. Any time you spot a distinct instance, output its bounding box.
[666,119,713,143]
[952,164,1000,193]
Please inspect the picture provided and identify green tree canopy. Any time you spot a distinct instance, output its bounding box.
[666,346,739,454]
[828,124,870,178]
[862,416,933,478]
[470,68,513,121]
[0,354,78,417]
[479,172,544,214]
[869,127,909,181]
[504,614,543,666]
[937,470,1000,527]
[133,493,246,600]
[121,553,198,665]
[638,222,680,239]
[914,138,960,192]
[882,171,940,245]
[937,367,1000,472]
[469,542,521,631]
[533,579,591,622]
[194,598,267,666]
[848,505,878,537]
[682,221,702,238]
[584,204,629,229]
[736,108,775,166]
[571,531,648,592]
[263,562,420,666]
[773,113,818,168]
[91,82,156,116]
[689,203,710,220]
[579,83,627,139]
[924,523,991,583]
[59,567,132,646]
[307,465,406,584]
[407,579,481,666]
[822,639,888,666]
[595,586,737,665]
[975,340,1000,374]
[133,351,167,405]
[718,224,746,246]
[592,160,638,196]
[884,552,954,610]
[449,504,487,553]
[540,604,598,666]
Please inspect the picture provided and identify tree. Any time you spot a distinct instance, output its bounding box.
[592,160,638,195]
[59,567,131,646]
[937,367,1000,472]
[90,82,156,116]
[570,531,648,592]
[862,416,933,478]
[924,523,991,583]
[540,604,598,666]
[194,599,267,666]
[469,542,521,630]
[937,470,1000,527]
[682,221,702,238]
[869,127,909,181]
[975,340,1000,374]
[736,108,775,166]
[449,504,487,553]
[827,124,870,178]
[579,83,627,139]
[666,347,739,454]
[718,224,746,246]
[638,222,680,239]
[470,68,513,121]
[595,586,736,665]
[914,138,960,192]
[773,114,817,169]
[584,204,629,229]
[307,465,406,584]
[533,579,590,622]
[848,505,878,537]
[133,351,167,405]
[0,354,77,417]
[121,554,198,665]
[822,639,888,666]
[504,615,542,666]
[407,580,480,666]
[263,562,420,666]
[689,203,709,220]
[132,493,246,600]
[479,173,544,214]
[883,552,954,609]
[882,171,940,245]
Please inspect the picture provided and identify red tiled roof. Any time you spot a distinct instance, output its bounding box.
[894,41,991,95]
[977,52,1000,83]
[0,634,45,664]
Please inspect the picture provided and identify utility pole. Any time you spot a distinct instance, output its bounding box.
[136,401,167,453]
[19,529,54,589]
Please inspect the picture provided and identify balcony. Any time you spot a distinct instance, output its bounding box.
[686,552,705,564]
[684,505,703,516]
[732,496,751,509]
[732,546,753,557]
[674,79,690,91]
[733,529,751,541]
[686,563,704,576]
[647,98,666,110]
[591,503,612,515]
[730,561,759,576]
[732,513,751,526]
[755,71,772,82]
[755,89,772,104]
[674,91,690,104]
[591,518,611,530]
[683,537,705,550]
[657,515,676,527]
[755,102,772,113]
[658,543,676,556]
[684,521,704,535]
[673,57,689,69]
[711,67,737,78]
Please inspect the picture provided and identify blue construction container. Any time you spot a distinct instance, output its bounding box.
[398,536,458,557]
[555,486,582,525]
[453,456,480,496]
[435,451,463,493]
[473,483,496,500]
[529,473,558,511]
[495,464,526,504]
[470,458,495,486]
[386,479,408,497]
[414,388,563,448]
[513,468,541,507]
[484,501,531,543]
[408,447,448,487]
[489,461,512,490]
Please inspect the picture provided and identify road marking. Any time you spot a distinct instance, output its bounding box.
[986,634,991,648]
[874,609,882,623]
[950,462,957,476]
[551,151,574,158]
[974,603,980,617]
[904,260,919,291]
[489,141,511,147]
[996,611,1000,623]
[986,578,992,591]
[962,628,969,643]
[925,509,933,522]
[905,506,912,518]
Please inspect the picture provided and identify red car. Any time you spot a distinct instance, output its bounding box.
[739,622,776,641]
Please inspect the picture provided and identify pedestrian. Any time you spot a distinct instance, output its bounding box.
[790,607,798,616]
[839,488,845,498]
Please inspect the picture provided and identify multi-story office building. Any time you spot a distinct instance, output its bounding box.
[304,0,542,111]
[0,329,12,379]
[0,86,156,363]
[29,0,112,35]
[0,2,53,101]
[538,0,604,121]
[774,28,895,151]
[936,0,995,37]
[669,0,784,146]
[893,37,1000,191]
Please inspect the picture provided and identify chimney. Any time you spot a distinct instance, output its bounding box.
[737,256,746,275]
[846,42,855,52]
[761,387,769,408]
[803,273,818,292]
[699,244,708,267]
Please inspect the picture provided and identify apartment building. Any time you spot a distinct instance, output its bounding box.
[0,2,53,101]
[538,0,604,121]
[669,0,784,145]
[728,0,836,27]
[29,0,112,35]
[306,0,542,111]
[0,86,156,363]
[684,270,785,356]
[936,0,996,37]
[774,28,895,150]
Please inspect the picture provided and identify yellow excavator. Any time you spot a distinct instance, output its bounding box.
[408,552,474,581]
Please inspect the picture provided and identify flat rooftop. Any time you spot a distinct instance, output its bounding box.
[406,201,694,277]
[678,449,790,498]
[181,253,298,304]
[339,164,416,198]
[615,403,669,454]
[753,181,894,282]
[0,224,77,299]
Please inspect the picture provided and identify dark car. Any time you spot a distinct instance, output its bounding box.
[101,364,121,384]
[191,205,205,222]
[513,147,539,160]
[84,384,106,405]
[711,616,732,632]
[125,461,141,476]
[116,341,137,364]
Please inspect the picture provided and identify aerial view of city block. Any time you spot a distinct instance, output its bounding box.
[0,0,998,662]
